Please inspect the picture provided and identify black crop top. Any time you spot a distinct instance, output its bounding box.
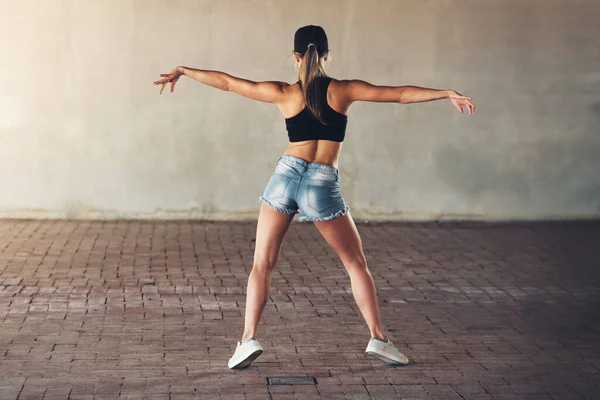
[285,77,348,142]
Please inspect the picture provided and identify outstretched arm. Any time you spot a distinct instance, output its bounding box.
[341,80,476,115]
[153,66,288,104]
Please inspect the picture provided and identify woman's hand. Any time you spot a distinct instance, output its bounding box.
[449,90,476,115]
[153,66,184,94]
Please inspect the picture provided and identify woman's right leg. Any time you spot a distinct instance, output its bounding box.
[241,203,295,342]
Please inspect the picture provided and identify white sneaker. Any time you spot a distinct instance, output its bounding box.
[228,338,263,369]
[365,337,409,365]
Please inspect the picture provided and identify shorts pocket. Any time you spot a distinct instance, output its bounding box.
[264,173,291,200]
[307,184,332,213]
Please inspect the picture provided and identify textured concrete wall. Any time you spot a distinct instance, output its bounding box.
[1,0,599,220]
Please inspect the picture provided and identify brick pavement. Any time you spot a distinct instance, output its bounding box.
[0,219,599,399]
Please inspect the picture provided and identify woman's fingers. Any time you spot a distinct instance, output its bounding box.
[157,74,175,82]
[450,94,475,115]
[153,76,171,84]
[467,100,476,114]
[153,73,178,94]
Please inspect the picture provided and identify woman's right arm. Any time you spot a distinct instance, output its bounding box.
[153,66,288,104]
[341,80,476,115]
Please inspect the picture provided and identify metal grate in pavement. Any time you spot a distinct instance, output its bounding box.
[267,377,317,385]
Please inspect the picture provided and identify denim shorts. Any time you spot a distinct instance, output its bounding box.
[259,155,350,222]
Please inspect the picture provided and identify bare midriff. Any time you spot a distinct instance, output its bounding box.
[283,140,342,169]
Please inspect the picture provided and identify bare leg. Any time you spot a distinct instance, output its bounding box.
[313,212,387,341]
[241,203,295,342]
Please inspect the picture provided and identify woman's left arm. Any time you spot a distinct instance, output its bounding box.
[342,80,476,115]
[401,86,476,115]
[153,66,288,104]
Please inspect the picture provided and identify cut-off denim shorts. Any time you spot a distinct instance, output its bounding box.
[259,155,351,222]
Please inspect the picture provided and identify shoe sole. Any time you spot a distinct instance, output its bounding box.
[229,349,263,369]
[365,350,409,365]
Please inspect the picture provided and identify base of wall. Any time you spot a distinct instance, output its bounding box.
[0,208,598,222]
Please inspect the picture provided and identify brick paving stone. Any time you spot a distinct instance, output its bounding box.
[0,220,599,400]
[365,384,397,396]
[393,384,434,399]
[245,394,271,400]
[0,387,21,400]
[493,395,554,400]
[293,394,322,400]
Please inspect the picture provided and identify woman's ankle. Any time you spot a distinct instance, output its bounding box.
[371,331,388,342]
[241,335,255,343]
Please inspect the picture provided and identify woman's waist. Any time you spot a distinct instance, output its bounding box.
[283,141,340,168]
[277,154,340,177]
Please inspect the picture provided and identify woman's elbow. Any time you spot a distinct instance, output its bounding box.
[396,87,409,104]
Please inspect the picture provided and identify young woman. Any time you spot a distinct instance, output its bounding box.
[154,25,476,370]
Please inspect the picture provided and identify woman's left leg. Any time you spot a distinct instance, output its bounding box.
[312,212,388,341]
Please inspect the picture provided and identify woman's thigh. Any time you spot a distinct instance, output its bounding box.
[253,203,295,269]
[312,211,366,268]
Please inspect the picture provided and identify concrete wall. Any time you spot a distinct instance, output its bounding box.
[1,0,599,221]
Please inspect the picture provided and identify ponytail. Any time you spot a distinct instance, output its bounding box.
[298,44,328,124]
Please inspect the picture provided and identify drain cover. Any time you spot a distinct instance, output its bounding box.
[267,376,317,385]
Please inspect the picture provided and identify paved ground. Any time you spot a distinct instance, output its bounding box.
[0,219,599,400]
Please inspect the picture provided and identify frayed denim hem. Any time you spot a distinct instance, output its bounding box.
[297,205,350,223]
[258,196,299,215]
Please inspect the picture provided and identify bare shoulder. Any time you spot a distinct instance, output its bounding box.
[330,78,363,85]
[328,78,367,99]
[276,80,305,116]
[318,77,351,115]
[330,78,402,104]
[263,80,293,93]
[280,80,298,91]
[280,80,304,100]
[334,79,373,92]
[327,78,355,111]
[329,78,351,89]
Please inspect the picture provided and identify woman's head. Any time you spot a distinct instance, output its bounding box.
[293,25,330,123]
[293,25,329,59]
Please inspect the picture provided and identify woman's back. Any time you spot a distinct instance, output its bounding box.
[285,77,347,143]
[279,77,350,119]
[279,78,352,168]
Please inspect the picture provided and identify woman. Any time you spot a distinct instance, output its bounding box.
[154,25,476,370]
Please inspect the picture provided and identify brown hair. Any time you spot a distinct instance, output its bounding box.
[295,44,329,124]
